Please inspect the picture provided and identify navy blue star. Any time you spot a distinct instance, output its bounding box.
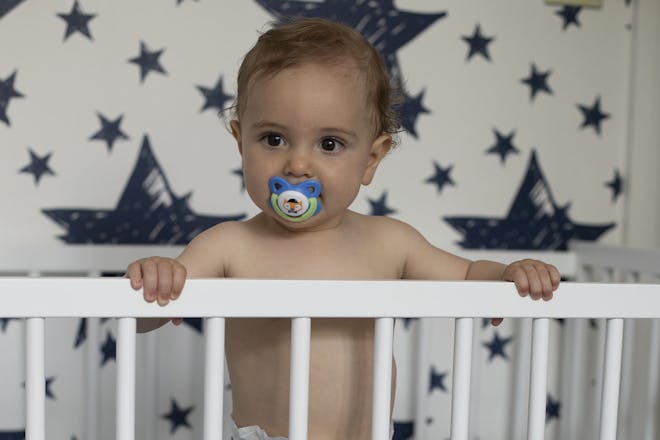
[100,332,116,366]
[578,96,610,135]
[89,113,129,152]
[0,0,25,19]
[461,23,495,62]
[399,318,417,330]
[0,70,24,126]
[74,318,87,348]
[128,41,167,83]
[521,64,553,101]
[255,0,446,140]
[445,150,615,250]
[487,129,519,164]
[19,149,55,185]
[368,191,397,216]
[21,376,56,399]
[425,160,454,193]
[162,398,194,434]
[556,6,581,30]
[429,366,448,393]
[395,89,430,137]
[546,394,560,423]
[56,1,96,41]
[232,168,245,192]
[183,318,203,334]
[197,76,234,113]
[483,331,513,362]
[0,318,18,332]
[605,169,623,202]
[0,431,24,439]
[392,421,413,440]
[42,135,245,244]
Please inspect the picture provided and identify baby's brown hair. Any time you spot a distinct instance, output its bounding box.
[234,17,401,143]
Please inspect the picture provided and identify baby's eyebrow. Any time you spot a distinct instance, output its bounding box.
[251,120,358,139]
[251,120,288,131]
[319,126,358,139]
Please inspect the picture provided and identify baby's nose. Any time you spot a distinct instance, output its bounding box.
[283,149,314,179]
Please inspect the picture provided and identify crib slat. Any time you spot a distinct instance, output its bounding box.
[599,318,624,440]
[26,317,45,440]
[509,318,531,440]
[643,318,660,440]
[204,317,225,440]
[289,317,311,440]
[450,317,473,440]
[413,318,431,439]
[85,270,101,440]
[372,317,394,440]
[117,318,136,440]
[527,318,549,440]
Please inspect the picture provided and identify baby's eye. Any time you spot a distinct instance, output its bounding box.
[320,138,345,153]
[261,134,285,148]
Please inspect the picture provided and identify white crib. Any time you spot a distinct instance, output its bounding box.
[0,242,659,440]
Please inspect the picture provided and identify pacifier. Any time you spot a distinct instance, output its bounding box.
[268,176,322,222]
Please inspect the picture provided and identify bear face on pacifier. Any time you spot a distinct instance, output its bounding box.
[268,176,323,223]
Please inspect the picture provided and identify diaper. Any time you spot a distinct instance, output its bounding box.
[226,419,394,440]
[227,420,287,440]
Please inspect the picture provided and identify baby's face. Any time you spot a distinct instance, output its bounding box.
[233,62,390,231]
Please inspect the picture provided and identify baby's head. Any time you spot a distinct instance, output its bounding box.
[233,17,400,142]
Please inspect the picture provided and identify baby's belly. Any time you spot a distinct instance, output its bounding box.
[225,318,396,440]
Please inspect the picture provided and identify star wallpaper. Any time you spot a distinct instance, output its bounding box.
[0,0,634,439]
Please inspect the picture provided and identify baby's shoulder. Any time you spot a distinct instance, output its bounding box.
[350,212,425,242]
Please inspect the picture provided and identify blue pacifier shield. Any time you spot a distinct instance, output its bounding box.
[268,177,322,222]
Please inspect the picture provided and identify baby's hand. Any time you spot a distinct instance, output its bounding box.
[126,257,187,307]
[503,259,560,301]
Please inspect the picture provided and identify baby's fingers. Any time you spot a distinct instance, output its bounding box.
[125,262,143,290]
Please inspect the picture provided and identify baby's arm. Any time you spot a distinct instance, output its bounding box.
[393,219,560,298]
[126,224,231,333]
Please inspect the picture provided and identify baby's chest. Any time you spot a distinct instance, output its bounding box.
[227,238,402,279]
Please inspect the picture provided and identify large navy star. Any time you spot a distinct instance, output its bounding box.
[556,6,582,30]
[128,41,167,83]
[425,160,454,193]
[546,394,561,423]
[461,23,495,62]
[578,96,610,136]
[0,70,24,126]
[56,1,96,41]
[0,430,24,440]
[100,331,116,366]
[42,135,245,244]
[521,64,553,101]
[0,0,25,19]
[429,366,447,393]
[445,150,615,250]
[487,129,519,164]
[392,421,413,440]
[368,191,397,216]
[19,148,55,185]
[197,76,234,113]
[605,169,623,202]
[162,398,194,434]
[254,0,446,139]
[483,331,513,362]
[89,113,129,152]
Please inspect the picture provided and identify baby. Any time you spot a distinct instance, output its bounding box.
[126,17,560,440]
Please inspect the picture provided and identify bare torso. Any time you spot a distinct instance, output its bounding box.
[220,212,401,439]
[176,210,471,439]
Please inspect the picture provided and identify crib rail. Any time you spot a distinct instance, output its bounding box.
[3,278,660,440]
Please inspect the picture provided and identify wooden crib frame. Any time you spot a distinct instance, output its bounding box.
[0,242,658,440]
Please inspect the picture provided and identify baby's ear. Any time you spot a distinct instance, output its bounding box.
[362,134,392,185]
[230,120,243,154]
